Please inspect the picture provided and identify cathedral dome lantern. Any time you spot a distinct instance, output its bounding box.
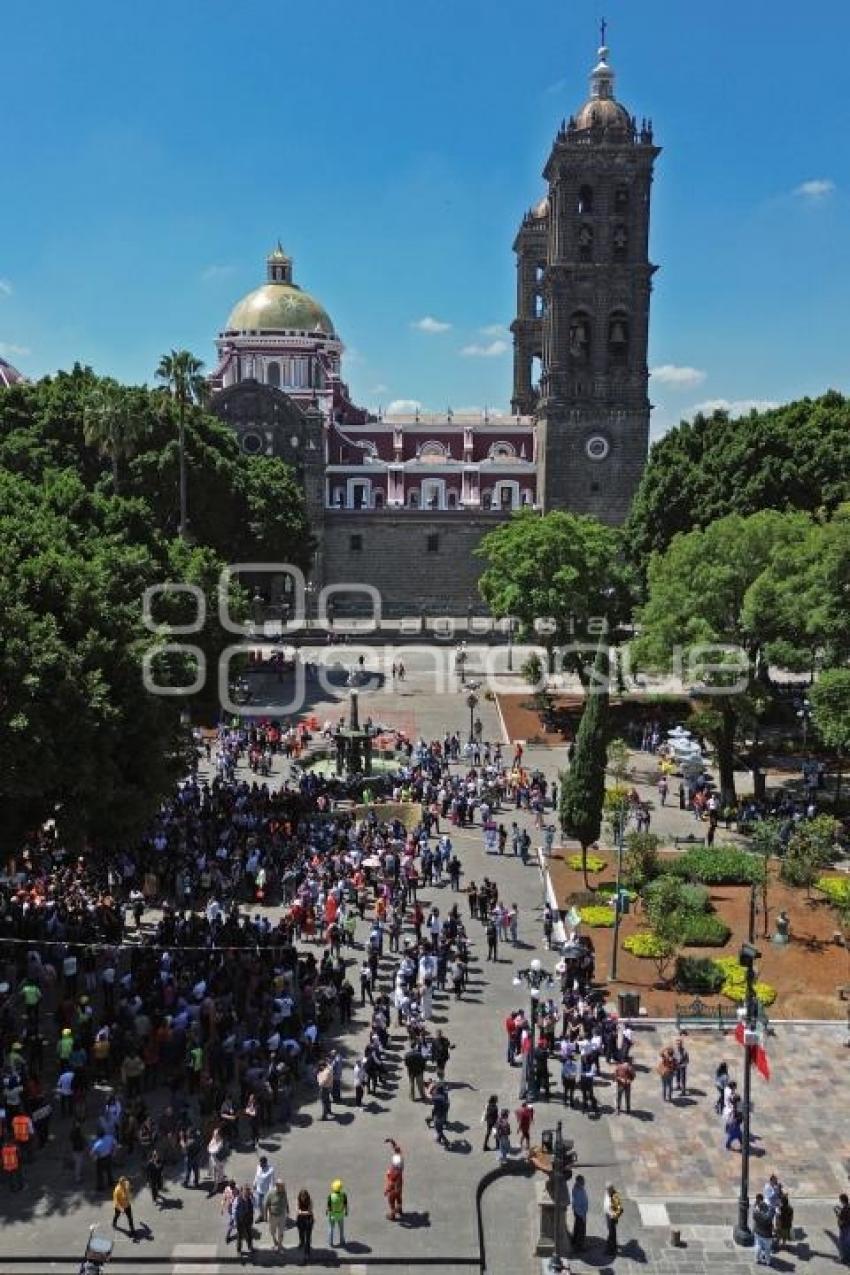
[0,356,26,388]
[571,38,634,140]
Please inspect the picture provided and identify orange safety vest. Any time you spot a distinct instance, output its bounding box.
[12,1116,30,1143]
[2,1144,19,1171]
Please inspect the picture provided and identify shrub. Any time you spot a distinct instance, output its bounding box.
[578,904,615,928]
[713,956,777,1007]
[596,882,637,900]
[566,852,606,873]
[816,876,850,906]
[623,931,669,959]
[678,883,711,914]
[679,913,732,947]
[668,847,764,885]
[522,652,544,688]
[623,831,661,890]
[675,955,724,994]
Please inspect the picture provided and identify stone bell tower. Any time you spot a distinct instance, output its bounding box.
[520,32,659,524]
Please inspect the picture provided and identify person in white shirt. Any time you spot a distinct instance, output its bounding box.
[253,1154,276,1217]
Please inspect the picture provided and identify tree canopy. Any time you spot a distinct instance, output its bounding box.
[476,509,630,682]
[559,645,610,884]
[626,391,850,567]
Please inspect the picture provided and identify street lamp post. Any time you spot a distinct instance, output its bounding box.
[796,698,811,750]
[466,689,479,745]
[513,959,553,1102]
[733,942,760,1247]
[610,806,627,982]
[507,616,515,673]
[548,1119,573,1273]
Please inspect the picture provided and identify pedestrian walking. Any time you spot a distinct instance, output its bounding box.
[383,1138,404,1221]
[234,1184,255,1258]
[658,1046,676,1102]
[486,917,498,961]
[326,1177,348,1246]
[297,1188,314,1262]
[571,1174,588,1250]
[481,1094,499,1150]
[112,1177,136,1238]
[604,1182,623,1256]
[834,1192,850,1264]
[615,1058,635,1114]
[515,1100,534,1155]
[673,1038,689,1094]
[561,1054,578,1108]
[266,1180,289,1252]
[253,1154,275,1218]
[495,1108,511,1164]
[714,1061,729,1113]
[752,1192,774,1266]
[145,1148,164,1205]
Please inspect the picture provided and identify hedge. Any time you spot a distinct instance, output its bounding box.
[566,853,607,873]
[675,955,724,994]
[816,876,850,907]
[623,931,669,959]
[578,905,616,928]
[678,883,712,914]
[679,913,732,947]
[668,847,764,885]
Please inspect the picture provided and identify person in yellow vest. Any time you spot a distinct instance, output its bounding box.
[11,1112,33,1162]
[2,1140,23,1191]
[112,1176,136,1236]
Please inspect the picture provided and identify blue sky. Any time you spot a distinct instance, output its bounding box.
[1,0,848,436]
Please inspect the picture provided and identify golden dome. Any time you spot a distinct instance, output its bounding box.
[226,282,334,335]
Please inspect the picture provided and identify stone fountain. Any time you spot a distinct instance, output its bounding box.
[333,686,374,777]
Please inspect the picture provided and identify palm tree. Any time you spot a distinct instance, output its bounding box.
[83,380,147,494]
[155,349,206,538]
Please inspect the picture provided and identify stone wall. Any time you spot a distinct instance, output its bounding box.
[320,511,513,617]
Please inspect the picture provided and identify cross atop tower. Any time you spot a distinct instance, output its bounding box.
[600,16,607,47]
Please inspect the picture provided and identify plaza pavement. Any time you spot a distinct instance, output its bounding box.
[3,648,849,1274]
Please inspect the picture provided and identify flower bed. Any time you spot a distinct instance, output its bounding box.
[565,853,606,873]
[578,904,615,928]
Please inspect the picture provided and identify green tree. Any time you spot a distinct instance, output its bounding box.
[810,668,850,801]
[623,830,660,891]
[477,509,631,683]
[633,509,810,798]
[780,816,839,896]
[559,645,610,886]
[606,737,632,784]
[521,651,544,688]
[626,391,850,568]
[83,379,149,494]
[156,349,206,539]
[0,467,192,850]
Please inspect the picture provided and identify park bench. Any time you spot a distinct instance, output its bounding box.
[673,834,705,847]
[675,996,771,1034]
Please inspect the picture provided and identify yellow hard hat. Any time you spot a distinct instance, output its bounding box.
[331,1179,343,1192]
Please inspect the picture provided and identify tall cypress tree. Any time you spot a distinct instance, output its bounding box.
[560,643,610,888]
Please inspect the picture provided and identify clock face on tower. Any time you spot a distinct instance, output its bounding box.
[585,434,610,462]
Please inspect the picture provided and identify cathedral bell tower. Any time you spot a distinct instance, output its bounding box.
[515,32,659,523]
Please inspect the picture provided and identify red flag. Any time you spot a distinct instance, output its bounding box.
[754,1044,770,1081]
[734,1021,745,1047]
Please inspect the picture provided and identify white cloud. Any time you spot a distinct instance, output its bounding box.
[0,342,30,358]
[794,179,835,200]
[651,364,707,388]
[460,339,509,358]
[200,263,236,281]
[686,398,779,419]
[386,398,423,414]
[0,279,12,296]
[479,323,509,338]
[411,315,452,334]
[370,383,389,394]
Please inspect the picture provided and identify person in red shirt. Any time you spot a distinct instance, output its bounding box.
[515,1100,534,1155]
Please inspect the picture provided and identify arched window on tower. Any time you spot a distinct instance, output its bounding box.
[534,291,544,318]
[569,312,592,363]
[577,185,594,215]
[608,312,629,363]
[613,225,628,262]
[615,185,630,214]
[267,361,281,388]
[578,223,594,263]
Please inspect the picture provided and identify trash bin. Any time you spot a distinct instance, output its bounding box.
[618,991,640,1018]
